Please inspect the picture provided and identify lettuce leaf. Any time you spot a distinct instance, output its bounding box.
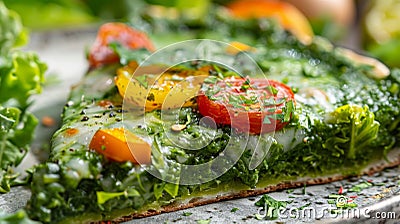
[0,52,46,108]
[325,105,380,159]
[0,2,46,193]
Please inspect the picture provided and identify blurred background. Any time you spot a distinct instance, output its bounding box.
[3,0,400,68]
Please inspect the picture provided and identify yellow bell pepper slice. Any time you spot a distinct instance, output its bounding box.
[115,63,208,112]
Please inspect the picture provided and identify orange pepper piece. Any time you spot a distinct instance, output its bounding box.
[226,0,314,45]
[89,128,151,164]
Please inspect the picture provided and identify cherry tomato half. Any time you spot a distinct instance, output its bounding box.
[197,77,295,134]
[88,23,155,68]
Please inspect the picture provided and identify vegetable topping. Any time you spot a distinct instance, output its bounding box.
[88,22,155,68]
[198,77,295,134]
[226,0,314,44]
[115,63,209,112]
[89,127,151,164]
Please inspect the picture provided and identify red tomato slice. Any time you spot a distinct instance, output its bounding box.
[88,22,155,68]
[197,77,295,134]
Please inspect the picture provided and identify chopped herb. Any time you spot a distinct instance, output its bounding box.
[197,219,211,224]
[229,95,245,109]
[349,182,373,192]
[302,183,307,195]
[230,207,239,213]
[204,76,219,84]
[182,212,192,216]
[275,113,285,122]
[283,100,295,122]
[254,195,288,220]
[212,64,224,79]
[286,189,294,194]
[275,98,286,105]
[328,194,342,199]
[212,64,222,74]
[263,97,276,106]
[330,209,342,214]
[263,115,273,124]
[135,75,148,88]
[240,78,251,91]
[298,202,312,210]
[266,85,278,95]
[327,199,336,204]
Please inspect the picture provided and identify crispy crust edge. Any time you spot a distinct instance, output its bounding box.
[99,149,400,223]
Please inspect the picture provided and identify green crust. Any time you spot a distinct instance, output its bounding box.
[58,149,400,224]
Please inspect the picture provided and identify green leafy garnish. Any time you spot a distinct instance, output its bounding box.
[230,207,239,213]
[240,78,251,91]
[134,75,149,88]
[182,212,192,216]
[266,85,278,95]
[298,202,311,210]
[109,42,151,65]
[254,195,288,220]
[203,76,219,84]
[283,100,295,122]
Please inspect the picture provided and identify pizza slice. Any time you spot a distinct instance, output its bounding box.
[26,21,400,223]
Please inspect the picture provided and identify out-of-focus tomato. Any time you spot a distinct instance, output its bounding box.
[88,22,155,68]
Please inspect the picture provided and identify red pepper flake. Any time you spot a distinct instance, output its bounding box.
[349,195,358,199]
[338,186,343,194]
[367,179,373,183]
